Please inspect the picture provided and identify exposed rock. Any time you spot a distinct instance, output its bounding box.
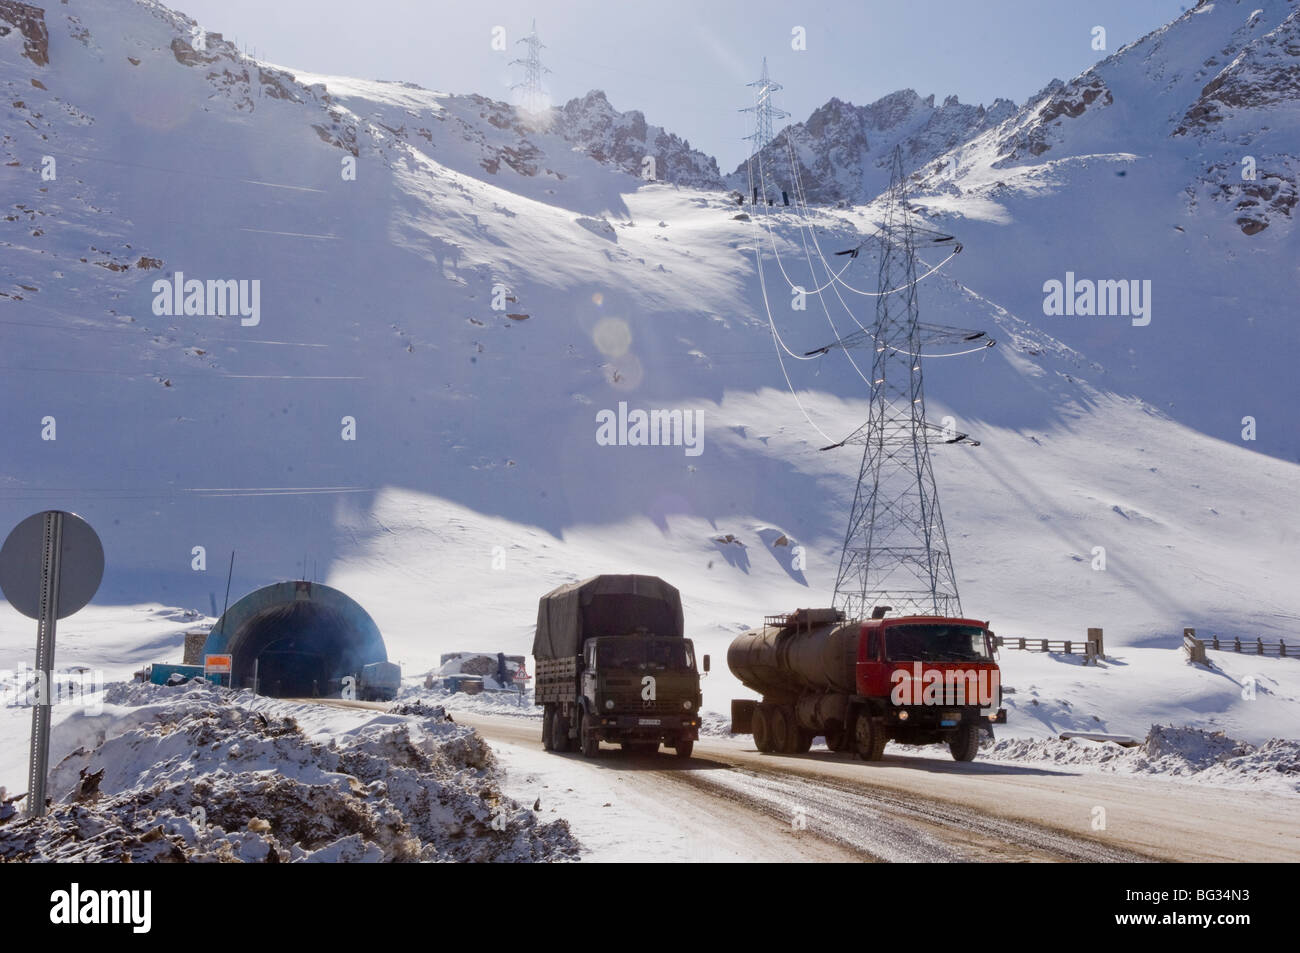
[556,89,723,189]
[0,0,48,67]
[1175,9,1300,136]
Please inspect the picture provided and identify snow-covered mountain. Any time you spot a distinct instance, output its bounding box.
[920,0,1300,240]
[2,0,1299,752]
[726,90,1019,204]
[556,89,724,189]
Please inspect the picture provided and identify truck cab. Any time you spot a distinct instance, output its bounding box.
[857,616,1004,751]
[579,634,704,754]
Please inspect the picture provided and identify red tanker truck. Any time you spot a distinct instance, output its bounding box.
[729,607,1006,762]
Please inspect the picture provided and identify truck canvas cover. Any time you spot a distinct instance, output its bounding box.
[533,574,684,659]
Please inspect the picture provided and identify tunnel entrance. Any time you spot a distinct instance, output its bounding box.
[204,581,386,698]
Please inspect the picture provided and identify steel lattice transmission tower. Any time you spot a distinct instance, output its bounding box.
[510,19,551,114]
[831,147,962,620]
[740,58,789,199]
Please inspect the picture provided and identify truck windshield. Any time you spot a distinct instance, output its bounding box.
[884,624,991,662]
[598,639,695,672]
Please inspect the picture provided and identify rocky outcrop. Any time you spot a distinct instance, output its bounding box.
[0,0,48,66]
[555,90,724,188]
[1175,9,1300,135]
[991,74,1113,166]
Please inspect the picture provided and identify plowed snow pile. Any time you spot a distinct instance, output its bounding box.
[983,725,1300,795]
[0,682,579,862]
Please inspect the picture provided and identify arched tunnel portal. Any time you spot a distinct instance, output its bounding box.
[204,581,386,697]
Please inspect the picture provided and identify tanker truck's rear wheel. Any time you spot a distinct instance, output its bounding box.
[753,706,775,752]
[771,707,799,754]
[854,712,887,762]
[949,723,980,762]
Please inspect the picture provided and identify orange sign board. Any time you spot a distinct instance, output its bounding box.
[204,654,233,674]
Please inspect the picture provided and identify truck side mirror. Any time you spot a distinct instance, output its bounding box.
[703,655,711,673]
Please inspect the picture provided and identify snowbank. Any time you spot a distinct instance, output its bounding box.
[982,724,1300,795]
[0,682,579,862]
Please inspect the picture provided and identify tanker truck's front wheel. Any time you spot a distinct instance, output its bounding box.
[854,711,887,761]
[948,722,980,762]
[673,738,694,759]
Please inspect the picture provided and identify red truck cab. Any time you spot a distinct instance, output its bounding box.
[857,615,1006,752]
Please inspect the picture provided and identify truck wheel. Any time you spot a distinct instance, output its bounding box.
[792,729,814,754]
[553,710,572,753]
[949,723,980,762]
[542,704,555,751]
[579,712,600,758]
[753,706,774,753]
[771,706,797,753]
[823,728,846,752]
[854,712,887,762]
[674,739,694,759]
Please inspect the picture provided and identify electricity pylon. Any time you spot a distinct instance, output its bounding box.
[510,19,550,114]
[741,58,789,202]
[831,146,963,620]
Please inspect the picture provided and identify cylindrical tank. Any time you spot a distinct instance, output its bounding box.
[727,618,860,699]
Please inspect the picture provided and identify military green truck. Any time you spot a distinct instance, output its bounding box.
[533,574,707,759]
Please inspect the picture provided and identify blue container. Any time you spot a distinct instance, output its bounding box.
[148,663,206,686]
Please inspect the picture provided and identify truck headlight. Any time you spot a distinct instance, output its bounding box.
[604,699,615,710]
[682,700,693,710]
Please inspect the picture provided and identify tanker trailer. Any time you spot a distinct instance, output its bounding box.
[728,608,1005,762]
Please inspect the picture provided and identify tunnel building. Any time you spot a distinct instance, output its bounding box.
[203,581,387,697]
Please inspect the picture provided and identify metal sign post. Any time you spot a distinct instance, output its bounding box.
[27,512,63,818]
[0,510,103,818]
[514,663,531,707]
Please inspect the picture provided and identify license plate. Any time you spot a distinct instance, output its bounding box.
[638,718,661,726]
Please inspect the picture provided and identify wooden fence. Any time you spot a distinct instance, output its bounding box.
[995,628,1103,665]
[1184,627,1294,662]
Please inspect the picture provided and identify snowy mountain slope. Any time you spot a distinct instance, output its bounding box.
[868,0,1300,466]
[0,0,1297,759]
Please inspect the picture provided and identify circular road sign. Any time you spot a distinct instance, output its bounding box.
[0,511,104,619]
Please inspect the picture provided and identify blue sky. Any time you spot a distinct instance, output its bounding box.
[172,0,1191,171]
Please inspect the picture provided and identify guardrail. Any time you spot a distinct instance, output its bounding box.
[995,628,1103,665]
[1184,627,1293,661]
